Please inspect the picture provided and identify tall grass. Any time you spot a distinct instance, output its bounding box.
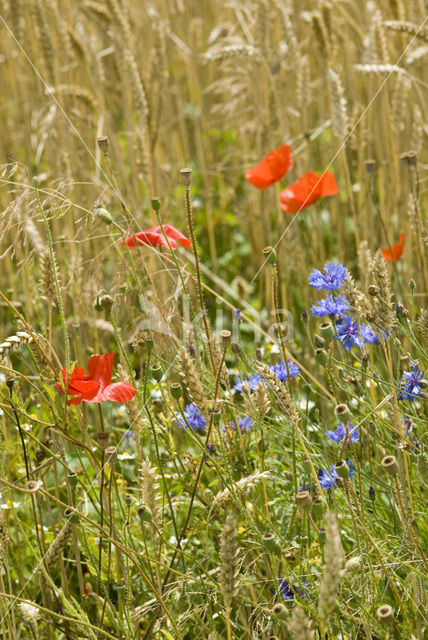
[0,1,427,638]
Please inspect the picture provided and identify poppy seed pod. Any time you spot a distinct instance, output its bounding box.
[296,490,312,511]
[364,158,377,173]
[284,551,297,564]
[138,504,153,523]
[179,167,192,187]
[170,382,182,400]
[314,334,325,348]
[220,329,231,350]
[151,364,163,382]
[262,533,282,556]
[97,432,110,450]
[271,603,287,619]
[318,527,326,547]
[382,455,399,477]
[263,245,277,266]
[212,408,221,423]
[302,457,312,474]
[151,197,161,212]
[105,446,117,467]
[377,604,393,625]
[319,320,335,340]
[400,150,417,166]
[311,496,326,519]
[334,459,350,479]
[315,348,328,366]
[334,403,350,420]
[231,341,241,355]
[97,136,109,155]
[64,507,79,524]
[67,472,78,489]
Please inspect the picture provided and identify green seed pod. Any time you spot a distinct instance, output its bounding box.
[315,348,328,366]
[170,382,182,400]
[263,245,277,266]
[320,320,335,340]
[382,455,398,477]
[151,197,161,212]
[262,533,282,556]
[151,364,163,382]
[377,604,393,626]
[271,603,287,619]
[318,527,326,547]
[302,457,312,474]
[334,403,350,420]
[67,472,79,489]
[138,505,153,523]
[64,508,79,524]
[334,459,350,479]
[296,490,312,511]
[311,496,326,519]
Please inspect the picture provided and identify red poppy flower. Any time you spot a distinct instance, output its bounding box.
[246,145,293,189]
[57,352,137,405]
[121,224,191,250]
[381,233,405,261]
[279,171,339,214]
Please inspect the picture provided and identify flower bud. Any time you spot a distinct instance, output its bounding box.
[100,294,113,312]
[95,206,113,225]
[263,245,277,266]
[382,455,398,477]
[409,279,416,290]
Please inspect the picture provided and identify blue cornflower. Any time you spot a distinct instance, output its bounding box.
[270,359,300,381]
[278,579,310,601]
[326,422,360,444]
[233,374,262,393]
[336,315,365,350]
[318,462,354,489]
[176,404,206,431]
[398,362,424,402]
[223,416,252,434]
[360,323,380,345]
[311,294,349,318]
[308,262,348,292]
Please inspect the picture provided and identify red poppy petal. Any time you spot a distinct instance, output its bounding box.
[381,233,405,261]
[69,379,100,396]
[160,224,192,248]
[87,352,115,387]
[121,231,176,249]
[246,145,293,189]
[279,187,299,214]
[93,381,137,403]
[319,171,339,197]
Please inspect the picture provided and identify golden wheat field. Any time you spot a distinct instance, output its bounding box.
[0,1,427,639]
